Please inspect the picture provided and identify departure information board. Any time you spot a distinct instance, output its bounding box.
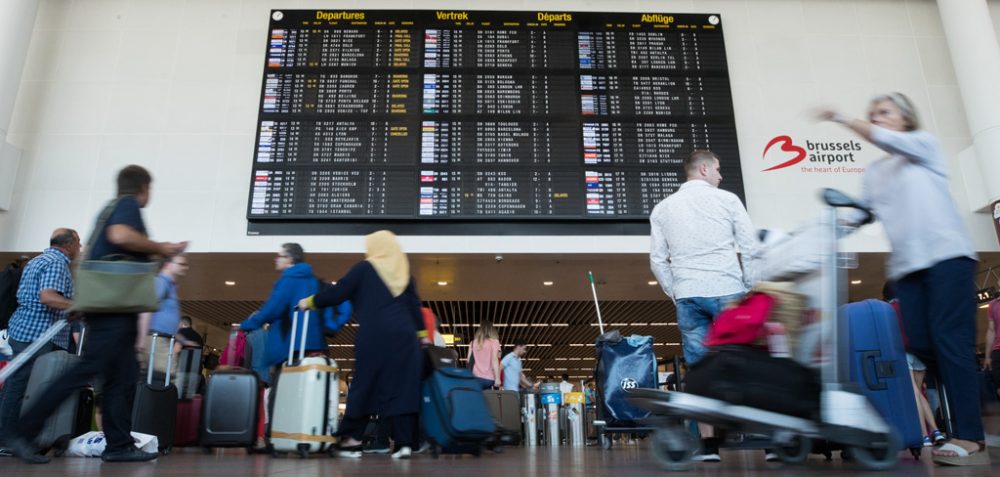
[247,10,741,234]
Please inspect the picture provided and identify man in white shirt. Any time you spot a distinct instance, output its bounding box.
[649,149,761,462]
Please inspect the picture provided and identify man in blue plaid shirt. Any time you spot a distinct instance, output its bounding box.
[0,228,80,446]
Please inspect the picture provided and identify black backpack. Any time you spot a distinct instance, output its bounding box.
[0,261,26,329]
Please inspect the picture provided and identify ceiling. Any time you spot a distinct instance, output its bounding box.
[3,251,998,381]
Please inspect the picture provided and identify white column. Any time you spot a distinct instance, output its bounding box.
[0,0,39,211]
[936,0,1000,207]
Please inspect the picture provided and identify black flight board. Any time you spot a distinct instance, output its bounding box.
[247,10,742,225]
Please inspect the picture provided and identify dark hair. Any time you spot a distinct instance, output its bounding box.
[281,243,305,264]
[50,228,78,247]
[512,340,527,348]
[180,316,193,327]
[117,165,152,197]
[684,149,720,175]
[561,373,570,381]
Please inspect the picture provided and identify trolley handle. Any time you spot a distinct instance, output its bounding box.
[822,188,873,225]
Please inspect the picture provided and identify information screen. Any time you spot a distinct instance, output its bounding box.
[247,10,742,233]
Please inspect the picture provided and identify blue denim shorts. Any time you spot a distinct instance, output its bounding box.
[675,292,744,365]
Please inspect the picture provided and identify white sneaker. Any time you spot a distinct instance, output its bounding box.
[692,453,721,462]
[765,452,780,462]
[413,442,431,455]
[391,446,412,460]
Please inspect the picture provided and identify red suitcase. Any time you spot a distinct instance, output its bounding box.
[174,395,203,447]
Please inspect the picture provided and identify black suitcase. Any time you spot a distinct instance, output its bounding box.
[20,325,94,452]
[131,333,178,453]
[685,345,820,420]
[200,328,259,449]
[200,369,259,448]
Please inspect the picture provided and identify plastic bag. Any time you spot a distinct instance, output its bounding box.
[595,332,657,424]
[65,431,158,457]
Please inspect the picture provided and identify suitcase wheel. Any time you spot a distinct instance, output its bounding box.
[297,443,310,459]
[649,427,696,471]
[772,435,811,464]
[600,434,613,450]
[844,432,900,471]
[909,447,921,460]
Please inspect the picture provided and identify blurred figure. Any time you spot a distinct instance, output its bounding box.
[500,340,534,392]
[469,320,502,390]
[985,279,1000,400]
[5,165,187,464]
[299,230,426,460]
[137,254,189,382]
[820,94,985,465]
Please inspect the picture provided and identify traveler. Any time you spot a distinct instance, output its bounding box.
[138,255,189,381]
[4,165,188,464]
[820,93,986,465]
[649,149,761,462]
[469,320,502,390]
[299,230,427,460]
[559,374,574,395]
[500,340,534,392]
[0,229,80,443]
[176,316,204,349]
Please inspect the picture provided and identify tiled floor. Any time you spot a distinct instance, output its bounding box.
[3,404,998,476]
[1,443,998,477]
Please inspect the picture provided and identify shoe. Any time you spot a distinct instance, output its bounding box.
[0,448,13,457]
[923,436,934,447]
[931,429,946,446]
[5,437,50,464]
[413,442,431,455]
[363,445,391,454]
[692,453,721,462]
[391,446,412,460]
[337,445,363,458]
[765,452,780,462]
[100,446,158,463]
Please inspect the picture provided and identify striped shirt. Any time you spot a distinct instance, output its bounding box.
[8,248,73,349]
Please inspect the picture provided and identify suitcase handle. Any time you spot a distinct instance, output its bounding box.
[861,350,888,391]
[287,309,310,366]
[146,332,176,387]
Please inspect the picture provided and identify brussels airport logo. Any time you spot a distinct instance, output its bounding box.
[761,135,866,174]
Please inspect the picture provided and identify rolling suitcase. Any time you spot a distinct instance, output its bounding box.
[421,366,495,456]
[200,329,260,449]
[175,347,203,400]
[483,389,522,445]
[269,310,339,457]
[844,299,924,454]
[131,333,177,453]
[173,395,202,447]
[20,325,95,452]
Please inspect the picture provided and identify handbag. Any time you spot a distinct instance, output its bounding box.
[71,199,159,313]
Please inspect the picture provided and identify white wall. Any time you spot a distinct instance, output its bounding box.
[1,0,998,254]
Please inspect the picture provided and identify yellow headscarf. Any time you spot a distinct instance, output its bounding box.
[365,230,409,297]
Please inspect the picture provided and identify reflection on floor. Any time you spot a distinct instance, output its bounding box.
[2,403,997,476]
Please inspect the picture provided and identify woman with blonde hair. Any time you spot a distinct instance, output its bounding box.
[468,320,502,389]
[820,93,985,466]
[298,230,427,460]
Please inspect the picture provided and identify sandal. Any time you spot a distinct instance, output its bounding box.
[930,429,946,446]
[932,441,990,466]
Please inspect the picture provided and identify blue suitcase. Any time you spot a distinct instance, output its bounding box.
[844,299,924,454]
[421,367,495,456]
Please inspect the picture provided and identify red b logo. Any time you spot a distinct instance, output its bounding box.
[762,135,806,172]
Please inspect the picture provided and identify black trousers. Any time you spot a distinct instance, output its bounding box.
[341,413,418,448]
[16,314,139,452]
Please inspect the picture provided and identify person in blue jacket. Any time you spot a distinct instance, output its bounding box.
[239,243,351,376]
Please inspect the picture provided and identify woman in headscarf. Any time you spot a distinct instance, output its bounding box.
[298,230,426,459]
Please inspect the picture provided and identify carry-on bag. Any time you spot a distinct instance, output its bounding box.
[20,325,95,452]
[482,389,522,446]
[131,333,177,453]
[421,366,496,456]
[173,395,202,447]
[200,328,260,449]
[269,309,339,456]
[844,299,924,452]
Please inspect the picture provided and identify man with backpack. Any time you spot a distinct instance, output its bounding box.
[0,229,80,452]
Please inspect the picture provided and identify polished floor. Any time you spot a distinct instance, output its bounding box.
[3,405,999,476]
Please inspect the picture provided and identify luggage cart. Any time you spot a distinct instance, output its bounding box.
[627,189,901,471]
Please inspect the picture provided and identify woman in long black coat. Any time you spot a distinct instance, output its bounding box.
[299,230,426,459]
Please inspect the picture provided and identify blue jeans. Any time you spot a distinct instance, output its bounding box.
[0,338,58,439]
[895,257,983,441]
[675,293,744,366]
